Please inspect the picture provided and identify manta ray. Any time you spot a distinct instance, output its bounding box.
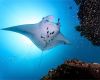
[2,15,69,51]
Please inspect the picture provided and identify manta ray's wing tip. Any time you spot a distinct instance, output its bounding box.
[2,28,7,30]
[1,27,19,32]
[1,27,13,31]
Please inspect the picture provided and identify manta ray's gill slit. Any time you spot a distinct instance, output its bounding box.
[41,36,45,39]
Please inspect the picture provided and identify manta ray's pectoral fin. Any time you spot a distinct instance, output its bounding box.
[56,33,70,44]
[2,25,34,37]
[2,24,45,51]
[2,24,37,45]
[2,24,37,33]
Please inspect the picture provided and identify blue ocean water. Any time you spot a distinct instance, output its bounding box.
[0,0,100,80]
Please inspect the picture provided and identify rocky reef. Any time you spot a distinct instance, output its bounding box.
[75,0,100,46]
[41,60,100,80]
[74,0,82,5]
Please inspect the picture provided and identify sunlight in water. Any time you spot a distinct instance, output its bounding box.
[0,1,57,58]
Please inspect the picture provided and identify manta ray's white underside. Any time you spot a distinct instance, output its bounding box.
[2,16,69,51]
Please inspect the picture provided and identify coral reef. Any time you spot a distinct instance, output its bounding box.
[75,0,100,46]
[41,60,100,80]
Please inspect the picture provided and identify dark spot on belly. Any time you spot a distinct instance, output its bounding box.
[47,31,49,34]
[47,35,49,38]
[52,31,54,34]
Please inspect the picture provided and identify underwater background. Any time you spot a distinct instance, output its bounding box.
[0,0,100,80]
